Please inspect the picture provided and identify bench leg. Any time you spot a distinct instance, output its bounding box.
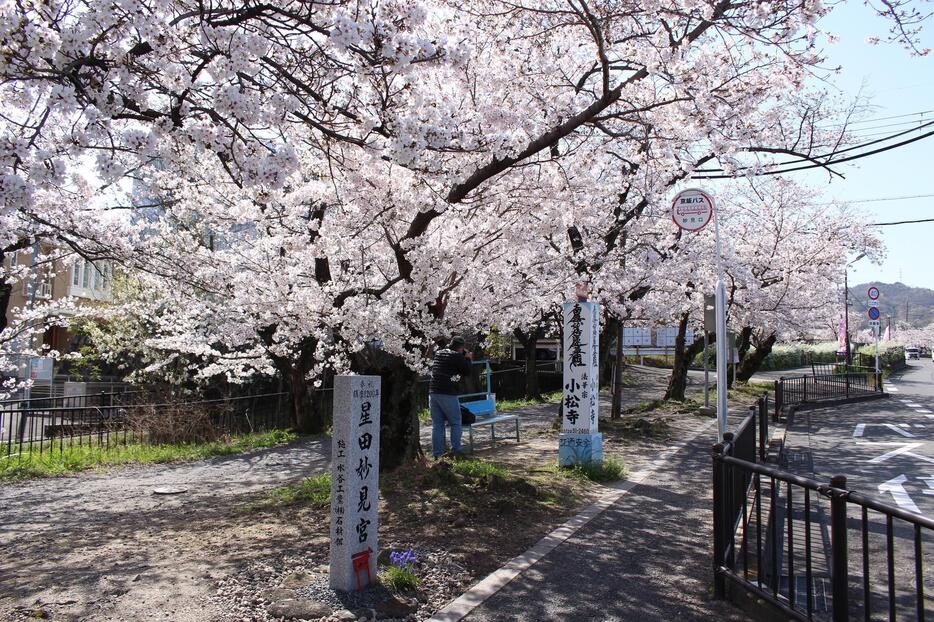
[491,422,496,446]
[468,425,474,453]
[515,418,520,443]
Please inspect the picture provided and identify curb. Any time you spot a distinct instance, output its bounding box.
[427,418,719,622]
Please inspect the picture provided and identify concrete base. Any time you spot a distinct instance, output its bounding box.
[559,433,603,466]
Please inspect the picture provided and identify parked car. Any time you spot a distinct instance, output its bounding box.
[905,347,920,360]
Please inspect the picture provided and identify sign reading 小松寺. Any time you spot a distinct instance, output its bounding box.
[559,300,603,466]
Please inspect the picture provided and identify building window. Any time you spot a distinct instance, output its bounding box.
[82,260,91,288]
[72,259,81,286]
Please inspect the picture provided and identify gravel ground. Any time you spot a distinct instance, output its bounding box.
[0,365,718,622]
[213,546,473,622]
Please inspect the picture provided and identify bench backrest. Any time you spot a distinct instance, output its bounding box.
[460,396,496,418]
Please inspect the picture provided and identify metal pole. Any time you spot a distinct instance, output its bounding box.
[712,440,728,599]
[874,325,880,377]
[830,475,849,622]
[713,212,729,437]
[703,331,710,409]
[844,269,851,368]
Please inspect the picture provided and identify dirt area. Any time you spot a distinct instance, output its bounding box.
[0,366,715,622]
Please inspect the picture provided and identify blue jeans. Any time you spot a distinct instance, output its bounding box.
[429,393,462,457]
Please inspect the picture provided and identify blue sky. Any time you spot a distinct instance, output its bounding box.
[801,3,934,289]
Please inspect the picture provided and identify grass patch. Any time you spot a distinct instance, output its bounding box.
[250,473,331,511]
[625,399,663,414]
[451,458,508,479]
[605,416,671,438]
[0,429,298,481]
[556,456,627,483]
[497,391,561,411]
[380,564,420,592]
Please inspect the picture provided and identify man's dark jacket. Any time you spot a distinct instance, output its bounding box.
[429,349,471,395]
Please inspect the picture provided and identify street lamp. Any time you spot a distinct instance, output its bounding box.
[844,253,867,367]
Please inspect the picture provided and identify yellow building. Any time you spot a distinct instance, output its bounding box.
[3,247,112,355]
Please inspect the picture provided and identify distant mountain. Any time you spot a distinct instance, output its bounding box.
[851,282,934,328]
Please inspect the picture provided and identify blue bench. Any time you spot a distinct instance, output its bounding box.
[458,393,520,452]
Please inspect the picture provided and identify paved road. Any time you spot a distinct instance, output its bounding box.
[782,361,934,618]
[784,360,934,514]
[462,418,751,622]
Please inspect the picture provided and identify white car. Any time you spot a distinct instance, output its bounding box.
[905,347,920,360]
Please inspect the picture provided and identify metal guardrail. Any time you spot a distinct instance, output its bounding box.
[774,368,883,421]
[712,426,932,621]
[1,392,291,456]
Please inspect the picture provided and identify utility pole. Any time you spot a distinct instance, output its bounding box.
[844,269,851,367]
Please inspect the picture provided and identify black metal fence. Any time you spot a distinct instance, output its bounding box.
[712,432,933,620]
[1,391,292,456]
[480,362,563,401]
[774,367,883,420]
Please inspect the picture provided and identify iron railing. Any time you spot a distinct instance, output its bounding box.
[1,391,292,456]
[774,368,883,420]
[713,435,933,621]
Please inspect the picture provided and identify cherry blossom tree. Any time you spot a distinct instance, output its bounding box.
[0,0,925,460]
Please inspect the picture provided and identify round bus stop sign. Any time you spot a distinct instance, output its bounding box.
[867,286,880,300]
[868,306,881,320]
[671,188,714,232]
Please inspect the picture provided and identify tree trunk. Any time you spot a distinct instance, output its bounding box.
[611,317,624,419]
[353,347,422,471]
[524,336,539,400]
[736,333,777,382]
[288,365,325,433]
[598,316,617,388]
[727,326,753,388]
[0,279,11,333]
[664,313,706,401]
[513,325,544,400]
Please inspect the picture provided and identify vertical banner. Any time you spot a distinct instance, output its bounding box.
[559,301,603,465]
[330,375,381,592]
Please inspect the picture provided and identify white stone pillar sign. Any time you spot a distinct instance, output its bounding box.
[559,301,603,466]
[329,375,381,592]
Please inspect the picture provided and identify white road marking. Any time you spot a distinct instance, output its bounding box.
[885,424,915,437]
[923,477,934,496]
[853,424,865,438]
[870,443,934,465]
[879,475,922,514]
[917,409,933,414]
[905,403,922,408]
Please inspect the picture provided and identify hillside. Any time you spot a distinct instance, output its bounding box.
[850,282,934,328]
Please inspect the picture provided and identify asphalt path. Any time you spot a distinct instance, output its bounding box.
[461,418,751,622]
[782,360,934,618]
[784,361,934,515]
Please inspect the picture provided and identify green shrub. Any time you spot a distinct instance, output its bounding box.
[258,474,331,509]
[380,564,420,592]
[857,343,905,370]
[559,456,626,482]
[451,459,508,479]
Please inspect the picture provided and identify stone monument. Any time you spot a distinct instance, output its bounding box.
[329,375,381,591]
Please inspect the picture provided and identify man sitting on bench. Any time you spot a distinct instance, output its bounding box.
[428,336,473,458]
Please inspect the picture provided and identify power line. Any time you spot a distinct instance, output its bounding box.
[694,119,934,175]
[870,218,934,226]
[814,192,934,205]
[692,125,934,179]
[827,109,934,127]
